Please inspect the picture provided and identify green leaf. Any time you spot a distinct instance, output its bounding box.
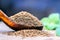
[48,13,59,24]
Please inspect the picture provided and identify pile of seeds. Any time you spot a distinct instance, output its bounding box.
[5,11,51,37]
[4,29,51,37]
[9,11,42,27]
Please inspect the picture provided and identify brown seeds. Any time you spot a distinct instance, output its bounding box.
[5,29,51,37]
[10,11,42,27]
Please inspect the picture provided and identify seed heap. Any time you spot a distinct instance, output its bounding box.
[5,29,51,37]
[5,11,51,37]
[10,11,42,27]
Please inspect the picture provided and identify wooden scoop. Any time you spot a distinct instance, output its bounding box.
[0,10,43,31]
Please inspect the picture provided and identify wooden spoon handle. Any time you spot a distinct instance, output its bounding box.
[0,10,16,27]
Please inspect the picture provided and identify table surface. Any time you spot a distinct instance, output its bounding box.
[0,21,14,32]
[0,21,60,40]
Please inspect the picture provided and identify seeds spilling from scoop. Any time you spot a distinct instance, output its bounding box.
[10,11,42,27]
[1,11,52,37]
[4,29,51,37]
